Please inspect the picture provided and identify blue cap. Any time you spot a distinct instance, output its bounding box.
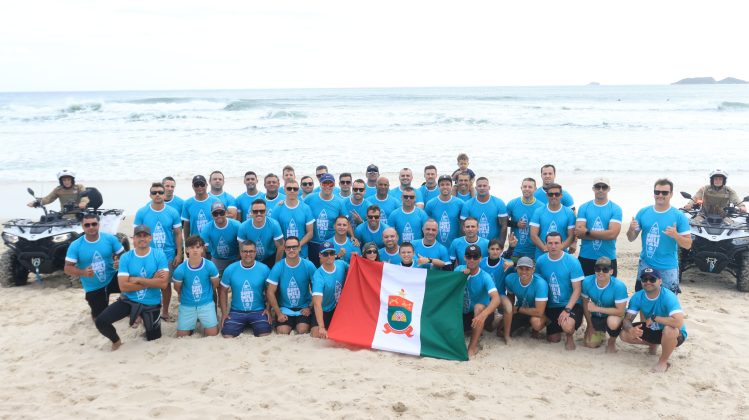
[320,241,335,253]
[319,173,335,183]
[640,268,660,280]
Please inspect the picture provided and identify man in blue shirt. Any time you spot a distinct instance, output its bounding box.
[162,176,184,215]
[412,219,450,270]
[418,165,440,204]
[530,183,576,259]
[388,186,429,244]
[449,217,489,267]
[626,178,692,294]
[337,172,353,199]
[266,236,318,335]
[455,245,500,357]
[503,257,549,343]
[182,175,220,238]
[371,177,400,226]
[364,164,379,198]
[344,179,372,228]
[263,173,286,219]
[331,216,360,263]
[237,199,284,268]
[620,268,687,373]
[304,173,348,266]
[235,171,266,221]
[355,205,389,249]
[425,175,464,248]
[311,241,349,339]
[581,257,628,353]
[506,178,545,259]
[378,227,401,264]
[173,235,220,337]
[271,179,315,258]
[65,213,125,320]
[460,177,508,246]
[390,168,425,208]
[209,170,238,219]
[200,201,241,274]
[534,164,575,209]
[575,177,623,276]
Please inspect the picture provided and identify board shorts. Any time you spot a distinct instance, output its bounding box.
[221,309,272,337]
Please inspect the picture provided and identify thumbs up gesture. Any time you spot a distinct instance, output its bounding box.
[663,223,679,239]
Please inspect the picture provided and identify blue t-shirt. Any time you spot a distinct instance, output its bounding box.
[506,197,545,258]
[266,258,317,309]
[389,186,425,206]
[530,205,576,258]
[370,195,400,226]
[455,191,473,202]
[412,239,450,269]
[454,266,497,314]
[221,260,271,312]
[181,195,221,237]
[172,258,219,306]
[577,200,623,260]
[379,248,402,264]
[449,236,489,266]
[200,219,241,260]
[480,257,511,296]
[504,273,549,308]
[425,196,464,247]
[418,185,440,205]
[312,260,349,312]
[343,197,372,227]
[581,275,629,318]
[235,191,267,221]
[534,187,575,208]
[332,237,360,263]
[271,201,315,257]
[164,195,185,216]
[388,207,429,244]
[65,233,124,292]
[364,184,378,198]
[355,222,389,249]
[237,218,284,262]
[264,192,286,219]
[626,287,688,338]
[535,252,585,308]
[461,196,508,241]
[135,204,181,257]
[635,206,691,270]
[210,191,237,210]
[118,248,169,305]
[304,193,347,242]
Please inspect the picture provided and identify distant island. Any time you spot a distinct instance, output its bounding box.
[673,77,747,85]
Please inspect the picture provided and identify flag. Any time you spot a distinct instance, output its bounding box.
[328,255,468,361]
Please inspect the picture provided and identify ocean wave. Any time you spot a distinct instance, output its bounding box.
[261,110,307,119]
[718,101,749,111]
[127,113,189,121]
[122,97,211,105]
[223,100,269,111]
[60,102,102,114]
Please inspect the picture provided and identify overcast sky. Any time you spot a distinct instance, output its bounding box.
[1,0,747,92]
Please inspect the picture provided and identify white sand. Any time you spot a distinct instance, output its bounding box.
[2,202,749,418]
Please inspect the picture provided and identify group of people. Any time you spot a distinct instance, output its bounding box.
[58,155,746,371]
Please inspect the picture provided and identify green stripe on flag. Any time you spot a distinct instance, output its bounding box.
[419,269,468,361]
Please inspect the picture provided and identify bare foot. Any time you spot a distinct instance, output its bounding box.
[651,362,670,373]
[468,345,479,357]
[605,343,617,353]
[131,316,143,329]
[503,335,513,346]
[111,340,122,351]
[565,336,576,351]
[530,330,542,340]
[648,344,658,355]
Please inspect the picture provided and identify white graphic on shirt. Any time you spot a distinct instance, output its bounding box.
[439,211,451,243]
[241,279,253,310]
[334,280,343,303]
[549,272,561,304]
[196,210,209,233]
[548,220,558,234]
[287,276,301,307]
[287,219,299,237]
[256,240,266,261]
[136,267,148,300]
[91,251,106,283]
[402,223,414,242]
[216,236,230,258]
[592,217,604,251]
[463,284,471,312]
[317,209,329,239]
[153,222,167,249]
[646,222,660,258]
[191,275,203,301]
[518,215,529,245]
[478,213,490,238]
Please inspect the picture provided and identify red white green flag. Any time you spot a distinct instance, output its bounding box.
[328,255,468,361]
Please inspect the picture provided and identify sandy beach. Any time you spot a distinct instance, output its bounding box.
[2,209,749,419]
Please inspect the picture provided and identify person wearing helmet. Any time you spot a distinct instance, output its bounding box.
[683,170,746,223]
[27,169,89,213]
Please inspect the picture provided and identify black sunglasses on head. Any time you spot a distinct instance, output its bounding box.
[641,276,658,283]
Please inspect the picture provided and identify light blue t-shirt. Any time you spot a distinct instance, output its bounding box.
[118,248,169,305]
[534,187,575,208]
[332,237,360,263]
[388,207,429,244]
[200,219,241,260]
[455,191,473,202]
[449,236,489,266]
[343,197,372,227]
[135,204,181,257]
[412,239,450,269]
[535,252,585,308]
[355,222,389,249]
[264,192,286,219]
[220,260,270,312]
[581,275,628,318]
[210,191,237,210]
[164,195,185,216]
[237,218,284,262]
[370,195,400,226]
[312,260,349,312]
[506,197,545,258]
[266,258,317,309]
[271,201,315,257]
[389,186,425,206]
[626,287,687,338]
[460,196,508,241]
[379,248,402,264]
[577,200,623,260]
[172,258,219,306]
[425,196,464,247]
[454,266,497,314]
[364,184,377,198]
[65,233,124,292]
[504,273,549,308]
[304,193,347,242]
[635,206,691,270]
[235,191,267,221]
[181,195,221,237]
[418,185,440,204]
[530,204,576,258]
[480,257,511,296]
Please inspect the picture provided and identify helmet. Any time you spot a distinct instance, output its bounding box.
[709,169,728,187]
[57,169,76,186]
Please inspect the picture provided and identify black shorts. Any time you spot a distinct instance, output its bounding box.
[84,273,121,318]
[509,312,532,334]
[591,316,622,337]
[274,308,312,329]
[578,257,618,277]
[545,304,583,335]
[462,311,495,332]
[261,255,277,270]
[311,308,335,328]
[633,322,685,346]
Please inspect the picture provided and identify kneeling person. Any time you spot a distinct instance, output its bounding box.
[266,236,317,334]
[173,235,220,337]
[219,240,272,338]
[503,257,549,341]
[311,241,349,338]
[455,245,500,357]
[581,257,628,353]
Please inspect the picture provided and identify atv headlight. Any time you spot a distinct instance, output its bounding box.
[52,233,72,243]
[732,237,749,246]
[2,232,19,244]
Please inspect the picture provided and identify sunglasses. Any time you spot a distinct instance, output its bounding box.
[286,186,299,192]
[285,245,299,250]
[367,215,380,219]
[339,180,352,185]
[641,276,658,283]
[546,192,561,197]
[364,249,378,255]
[150,191,165,195]
[240,249,256,254]
[367,170,378,174]
[83,222,99,228]
[321,181,335,186]
[464,254,481,260]
[594,266,610,273]
[402,195,415,200]
[352,188,365,193]
[321,250,336,257]
[593,184,609,191]
[212,211,226,217]
[252,209,266,215]
[193,182,206,188]
[653,190,670,196]
[301,182,314,187]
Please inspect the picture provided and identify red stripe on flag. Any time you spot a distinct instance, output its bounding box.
[328,255,383,348]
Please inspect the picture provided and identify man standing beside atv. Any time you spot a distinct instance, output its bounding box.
[27,169,89,214]
[683,170,746,223]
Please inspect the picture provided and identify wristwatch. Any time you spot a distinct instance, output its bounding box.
[428,258,434,264]
[563,307,572,313]
[585,229,590,237]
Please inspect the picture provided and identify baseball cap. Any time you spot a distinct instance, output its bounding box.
[593,177,610,187]
[211,201,226,213]
[320,241,335,253]
[438,174,453,184]
[640,268,660,280]
[320,173,335,183]
[516,256,535,268]
[133,224,151,235]
[464,244,482,258]
[366,164,379,173]
[192,175,207,185]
